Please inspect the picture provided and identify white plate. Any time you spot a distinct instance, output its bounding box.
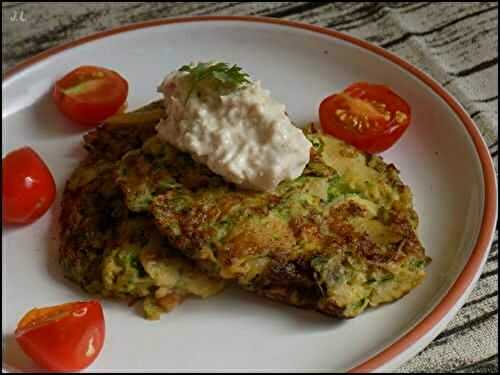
[2,17,497,372]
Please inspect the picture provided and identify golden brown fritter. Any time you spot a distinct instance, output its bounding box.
[59,103,224,319]
[82,100,162,161]
[117,126,430,318]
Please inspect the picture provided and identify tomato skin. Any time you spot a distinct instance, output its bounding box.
[15,301,105,372]
[2,147,56,224]
[319,82,411,153]
[53,65,128,127]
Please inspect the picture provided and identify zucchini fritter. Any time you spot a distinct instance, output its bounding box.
[59,102,224,319]
[116,127,430,318]
[82,100,162,161]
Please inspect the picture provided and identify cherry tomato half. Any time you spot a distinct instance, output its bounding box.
[2,147,56,225]
[319,82,411,153]
[53,65,128,127]
[15,300,105,372]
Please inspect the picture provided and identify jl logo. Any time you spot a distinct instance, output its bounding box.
[10,10,27,22]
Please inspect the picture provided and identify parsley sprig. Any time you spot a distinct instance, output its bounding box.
[179,62,251,103]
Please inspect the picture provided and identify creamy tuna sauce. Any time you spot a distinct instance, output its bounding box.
[156,64,311,191]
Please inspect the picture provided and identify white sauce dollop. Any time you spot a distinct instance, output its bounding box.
[156,66,311,191]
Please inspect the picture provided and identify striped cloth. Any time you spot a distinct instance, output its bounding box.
[2,2,497,372]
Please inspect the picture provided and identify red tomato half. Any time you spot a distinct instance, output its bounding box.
[319,82,411,153]
[15,300,105,372]
[2,147,56,224]
[53,65,128,127]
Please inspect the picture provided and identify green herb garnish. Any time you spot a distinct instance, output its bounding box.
[179,62,251,103]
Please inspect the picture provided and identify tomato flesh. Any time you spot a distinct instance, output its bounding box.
[319,82,411,153]
[15,301,105,372]
[53,65,128,127]
[2,147,56,224]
